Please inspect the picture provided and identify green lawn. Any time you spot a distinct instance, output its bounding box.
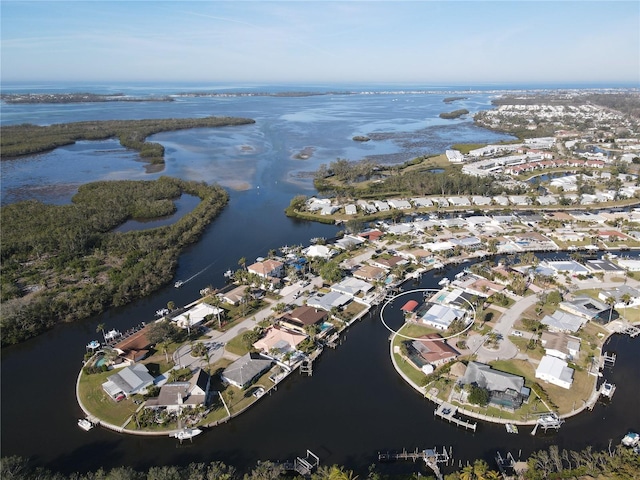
[225,333,252,357]
[77,369,138,426]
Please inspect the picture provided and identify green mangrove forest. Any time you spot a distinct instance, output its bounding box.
[0,116,255,164]
[2,441,640,479]
[0,177,228,346]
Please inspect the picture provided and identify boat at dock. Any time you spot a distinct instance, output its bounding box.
[505,423,519,434]
[77,418,94,431]
[621,431,639,447]
[170,427,202,442]
[438,277,450,286]
[599,381,616,399]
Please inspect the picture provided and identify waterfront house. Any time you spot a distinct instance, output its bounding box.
[173,302,220,330]
[535,355,574,389]
[303,244,335,259]
[252,326,307,355]
[221,352,273,389]
[306,290,352,312]
[598,285,640,308]
[333,234,365,250]
[102,363,154,399]
[540,331,581,361]
[410,334,459,367]
[559,296,614,323]
[145,369,211,412]
[113,326,152,364]
[420,303,466,330]
[458,361,530,409]
[247,259,284,279]
[330,277,374,298]
[370,255,408,271]
[279,305,328,334]
[222,285,249,306]
[352,264,386,282]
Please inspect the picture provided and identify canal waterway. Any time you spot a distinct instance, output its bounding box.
[1,84,639,476]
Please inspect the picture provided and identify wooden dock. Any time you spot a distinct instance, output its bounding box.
[603,351,616,368]
[378,446,451,480]
[530,412,564,435]
[281,450,319,476]
[495,451,516,477]
[434,403,477,432]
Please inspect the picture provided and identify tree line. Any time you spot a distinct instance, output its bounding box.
[0,116,255,164]
[2,441,639,479]
[0,177,228,346]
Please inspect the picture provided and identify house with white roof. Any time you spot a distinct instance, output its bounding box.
[471,196,492,206]
[411,197,433,208]
[420,304,466,330]
[447,196,471,207]
[344,204,357,215]
[535,355,574,389]
[357,200,378,214]
[508,195,530,206]
[173,303,222,330]
[304,244,335,259]
[493,196,510,206]
[446,149,465,163]
[331,277,374,297]
[333,234,365,250]
[373,200,390,211]
[388,199,412,210]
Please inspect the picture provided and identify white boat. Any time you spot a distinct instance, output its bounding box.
[78,418,94,431]
[174,280,184,288]
[438,277,450,286]
[600,381,616,398]
[170,427,203,442]
[622,431,640,447]
[505,423,519,434]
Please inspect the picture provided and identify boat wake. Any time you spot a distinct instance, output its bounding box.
[174,260,217,288]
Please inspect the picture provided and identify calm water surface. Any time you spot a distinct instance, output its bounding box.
[1,85,638,476]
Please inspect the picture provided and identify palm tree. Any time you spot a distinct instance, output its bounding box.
[210,295,224,329]
[160,339,170,363]
[620,292,632,320]
[96,323,106,343]
[605,295,616,323]
[238,256,247,271]
[472,459,489,480]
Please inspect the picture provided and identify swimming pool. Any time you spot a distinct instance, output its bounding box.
[95,356,107,367]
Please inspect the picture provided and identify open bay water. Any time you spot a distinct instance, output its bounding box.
[1,83,639,476]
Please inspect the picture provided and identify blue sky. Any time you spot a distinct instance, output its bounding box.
[1,1,639,85]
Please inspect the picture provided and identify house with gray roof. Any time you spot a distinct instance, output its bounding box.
[306,290,352,312]
[559,296,614,323]
[221,352,273,389]
[102,363,154,399]
[458,361,530,409]
[330,277,374,297]
[541,310,588,333]
[145,368,211,412]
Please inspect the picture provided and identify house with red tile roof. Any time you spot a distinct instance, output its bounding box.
[247,259,284,278]
[410,334,459,367]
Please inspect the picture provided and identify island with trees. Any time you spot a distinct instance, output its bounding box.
[0,116,255,165]
[0,177,229,346]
